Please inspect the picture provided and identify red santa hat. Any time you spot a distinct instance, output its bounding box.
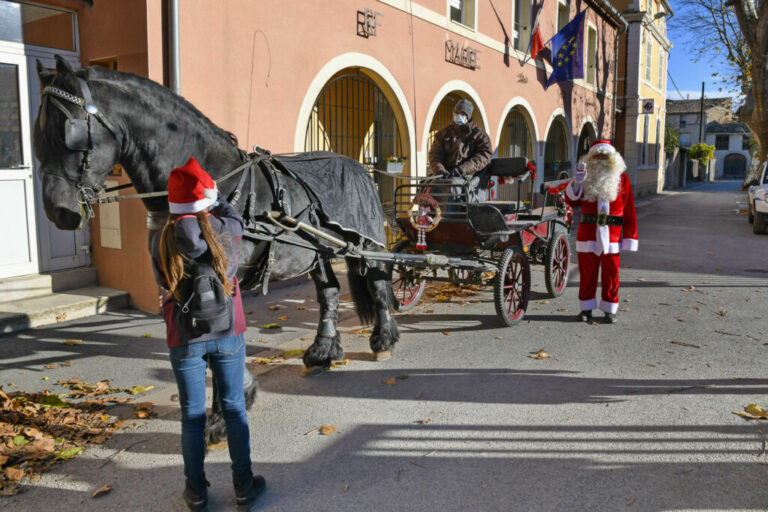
[167,157,218,214]
[588,139,616,156]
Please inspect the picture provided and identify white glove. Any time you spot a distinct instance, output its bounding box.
[574,162,587,184]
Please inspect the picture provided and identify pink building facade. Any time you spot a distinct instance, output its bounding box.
[4,0,623,312]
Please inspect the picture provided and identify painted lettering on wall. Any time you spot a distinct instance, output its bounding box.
[357,8,382,38]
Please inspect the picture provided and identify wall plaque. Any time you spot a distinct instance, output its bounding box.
[445,40,480,70]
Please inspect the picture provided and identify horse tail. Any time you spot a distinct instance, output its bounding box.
[345,257,377,325]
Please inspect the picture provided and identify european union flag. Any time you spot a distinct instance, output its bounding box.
[545,10,586,89]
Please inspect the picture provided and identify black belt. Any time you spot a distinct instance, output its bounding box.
[580,212,623,227]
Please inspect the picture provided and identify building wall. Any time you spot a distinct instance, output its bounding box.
[70,0,619,312]
[706,133,751,177]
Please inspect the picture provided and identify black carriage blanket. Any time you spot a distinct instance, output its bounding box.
[273,151,386,248]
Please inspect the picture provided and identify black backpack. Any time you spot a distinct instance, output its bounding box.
[178,260,232,338]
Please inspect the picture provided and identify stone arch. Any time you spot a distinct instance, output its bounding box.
[543,110,573,182]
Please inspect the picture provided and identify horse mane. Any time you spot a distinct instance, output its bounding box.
[80,66,240,151]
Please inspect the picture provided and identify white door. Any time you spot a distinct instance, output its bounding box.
[0,52,38,279]
[27,54,90,272]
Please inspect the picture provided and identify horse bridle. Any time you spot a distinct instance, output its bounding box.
[40,77,124,219]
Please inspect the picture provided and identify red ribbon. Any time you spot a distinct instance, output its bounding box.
[545,180,572,194]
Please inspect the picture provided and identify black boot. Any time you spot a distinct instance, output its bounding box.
[234,474,266,510]
[577,310,592,322]
[183,479,209,512]
[604,312,617,324]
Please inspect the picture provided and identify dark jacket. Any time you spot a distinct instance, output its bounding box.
[428,121,493,176]
[150,200,247,348]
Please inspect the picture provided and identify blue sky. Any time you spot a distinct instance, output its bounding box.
[665,5,737,101]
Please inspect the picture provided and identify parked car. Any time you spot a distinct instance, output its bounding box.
[747,162,768,234]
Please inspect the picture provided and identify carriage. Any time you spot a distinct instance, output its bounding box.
[383,157,573,326]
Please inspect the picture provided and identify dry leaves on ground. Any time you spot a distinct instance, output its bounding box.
[381,378,398,386]
[268,305,280,311]
[277,316,288,321]
[0,387,124,496]
[425,283,481,303]
[133,402,154,419]
[281,350,304,358]
[92,484,112,498]
[733,404,768,420]
[529,349,550,360]
[295,306,308,310]
[329,359,351,369]
[61,339,82,346]
[261,323,281,329]
[305,424,339,436]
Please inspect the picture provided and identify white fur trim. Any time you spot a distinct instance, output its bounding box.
[620,238,638,252]
[580,298,598,311]
[203,187,218,200]
[597,201,610,254]
[565,182,583,201]
[169,196,216,214]
[576,240,620,254]
[589,143,615,155]
[599,301,619,314]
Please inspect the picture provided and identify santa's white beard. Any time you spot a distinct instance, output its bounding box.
[582,156,624,202]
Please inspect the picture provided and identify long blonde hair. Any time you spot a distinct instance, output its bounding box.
[159,212,234,301]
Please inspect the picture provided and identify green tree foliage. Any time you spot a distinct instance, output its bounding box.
[688,143,716,165]
[665,126,681,154]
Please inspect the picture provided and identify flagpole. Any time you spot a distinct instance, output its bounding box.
[520,0,547,65]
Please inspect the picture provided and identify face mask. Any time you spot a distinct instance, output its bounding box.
[453,112,468,126]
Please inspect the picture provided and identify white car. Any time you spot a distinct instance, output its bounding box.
[748,161,768,234]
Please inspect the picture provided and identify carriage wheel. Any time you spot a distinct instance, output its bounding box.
[544,229,570,298]
[388,240,427,312]
[493,248,531,326]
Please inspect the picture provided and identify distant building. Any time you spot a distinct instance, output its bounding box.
[611,0,673,197]
[666,97,736,184]
[705,121,752,179]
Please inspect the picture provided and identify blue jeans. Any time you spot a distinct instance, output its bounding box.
[169,334,252,486]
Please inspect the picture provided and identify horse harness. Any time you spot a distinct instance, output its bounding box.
[40,77,124,218]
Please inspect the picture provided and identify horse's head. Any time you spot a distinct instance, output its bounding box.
[33,56,123,230]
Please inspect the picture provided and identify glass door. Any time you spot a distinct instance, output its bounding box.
[0,52,38,278]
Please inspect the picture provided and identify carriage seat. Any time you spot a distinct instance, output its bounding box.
[487,157,531,179]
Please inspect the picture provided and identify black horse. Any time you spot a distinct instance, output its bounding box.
[33,56,399,442]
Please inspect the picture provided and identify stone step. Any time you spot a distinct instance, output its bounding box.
[0,267,98,303]
[0,286,130,335]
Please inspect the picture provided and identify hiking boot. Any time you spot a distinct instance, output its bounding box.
[235,475,266,510]
[604,312,617,324]
[577,310,592,322]
[183,479,209,512]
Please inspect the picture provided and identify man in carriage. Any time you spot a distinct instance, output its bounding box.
[565,140,638,324]
[428,99,493,204]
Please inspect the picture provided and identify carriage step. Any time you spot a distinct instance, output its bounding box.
[0,286,130,335]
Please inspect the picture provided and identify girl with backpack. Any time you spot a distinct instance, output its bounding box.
[150,157,265,511]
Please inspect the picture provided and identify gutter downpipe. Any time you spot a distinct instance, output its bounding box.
[169,0,180,95]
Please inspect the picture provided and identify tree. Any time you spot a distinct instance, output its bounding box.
[688,142,716,165]
[674,1,766,180]
[665,126,681,154]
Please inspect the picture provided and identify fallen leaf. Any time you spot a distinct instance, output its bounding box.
[556,308,569,312]
[620,308,631,312]
[677,318,686,322]
[627,496,636,506]
[54,446,83,461]
[92,484,112,498]
[425,309,435,314]
[4,467,24,482]
[13,435,30,447]
[296,306,308,310]
[141,334,152,338]
[62,339,82,346]
[42,377,49,381]
[251,357,273,365]
[261,323,281,329]
[382,377,397,386]
[715,310,728,317]
[682,285,695,292]
[38,394,69,408]
[277,315,288,321]
[61,361,72,367]
[207,441,228,451]
[268,305,280,311]
[419,418,431,424]
[330,359,351,369]
[636,277,646,282]
[319,425,338,435]
[540,300,550,304]
[56,313,67,322]
[282,350,304,358]
[134,402,154,419]
[529,349,550,359]
[396,375,409,380]
[442,331,450,336]
[127,385,154,395]
[44,364,59,369]
[257,339,269,344]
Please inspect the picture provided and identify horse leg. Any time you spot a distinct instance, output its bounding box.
[302,259,344,368]
[366,262,400,358]
[204,358,258,447]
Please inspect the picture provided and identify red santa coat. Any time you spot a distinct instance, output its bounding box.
[564,172,638,255]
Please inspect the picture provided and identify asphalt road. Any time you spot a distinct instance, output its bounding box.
[3,180,768,511]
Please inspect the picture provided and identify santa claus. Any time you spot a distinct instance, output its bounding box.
[565,140,638,324]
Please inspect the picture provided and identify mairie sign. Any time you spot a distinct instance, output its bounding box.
[445,40,480,70]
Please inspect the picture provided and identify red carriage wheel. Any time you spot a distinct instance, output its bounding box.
[388,239,427,312]
[493,248,531,326]
[544,229,570,298]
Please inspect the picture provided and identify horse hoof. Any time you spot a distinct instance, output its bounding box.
[302,366,327,377]
[373,350,392,361]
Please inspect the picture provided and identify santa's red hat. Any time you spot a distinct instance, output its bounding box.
[588,139,616,156]
[167,157,218,214]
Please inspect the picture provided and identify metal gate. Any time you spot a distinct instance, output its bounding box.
[304,71,404,245]
[497,109,533,201]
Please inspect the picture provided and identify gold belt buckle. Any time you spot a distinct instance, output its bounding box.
[596,211,608,227]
